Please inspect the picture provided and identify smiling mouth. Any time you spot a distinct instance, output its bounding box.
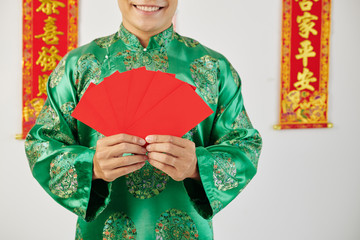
[133,4,164,12]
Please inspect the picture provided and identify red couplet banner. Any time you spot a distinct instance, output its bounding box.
[275,0,332,130]
[19,0,78,139]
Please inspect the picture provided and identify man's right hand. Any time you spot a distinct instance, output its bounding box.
[92,133,147,182]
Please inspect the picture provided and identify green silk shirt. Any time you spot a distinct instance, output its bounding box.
[25,24,262,240]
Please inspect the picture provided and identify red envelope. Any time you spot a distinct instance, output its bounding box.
[103,70,133,130]
[130,71,183,127]
[71,83,114,136]
[71,68,213,138]
[126,83,213,139]
[125,67,156,128]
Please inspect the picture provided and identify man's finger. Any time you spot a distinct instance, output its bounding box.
[100,133,146,146]
[146,143,183,157]
[109,142,147,157]
[148,159,177,179]
[145,135,187,147]
[147,152,176,167]
[104,155,148,169]
[109,162,146,181]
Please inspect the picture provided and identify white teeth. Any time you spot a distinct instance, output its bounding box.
[136,5,160,12]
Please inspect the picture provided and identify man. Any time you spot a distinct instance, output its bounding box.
[25,0,262,239]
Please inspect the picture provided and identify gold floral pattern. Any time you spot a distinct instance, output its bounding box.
[49,53,68,88]
[116,24,172,72]
[210,200,223,215]
[116,48,169,72]
[60,102,77,131]
[231,110,253,129]
[228,132,262,168]
[190,55,219,104]
[74,207,86,220]
[118,24,174,50]
[214,130,247,145]
[75,222,83,240]
[212,152,238,191]
[24,135,49,171]
[36,101,76,145]
[152,26,175,47]
[155,209,199,240]
[51,131,76,145]
[36,101,59,129]
[214,104,227,123]
[126,161,169,199]
[102,212,137,239]
[49,152,78,198]
[74,53,102,98]
[174,33,199,48]
[229,63,241,88]
[119,25,142,50]
[94,33,121,48]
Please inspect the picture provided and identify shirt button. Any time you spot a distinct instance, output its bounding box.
[143,48,147,52]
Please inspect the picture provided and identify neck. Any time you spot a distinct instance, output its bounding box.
[122,22,171,48]
[138,36,151,48]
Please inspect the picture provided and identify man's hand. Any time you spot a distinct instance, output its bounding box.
[93,133,147,182]
[145,135,200,182]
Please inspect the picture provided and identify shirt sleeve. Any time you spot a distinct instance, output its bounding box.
[183,58,262,219]
[24,53,111,222]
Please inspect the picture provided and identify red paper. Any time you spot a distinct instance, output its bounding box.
[125,67,156,128]
[103,70,132,130]
[127,84,213,139]
[71,68,213,138]
[71,83,113,136]
[130,71,184,126]
[85,82,119,133]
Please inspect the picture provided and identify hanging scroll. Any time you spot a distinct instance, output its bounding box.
[275,0,332,130]
[18,0,78,139]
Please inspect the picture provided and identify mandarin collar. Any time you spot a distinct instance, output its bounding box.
[118,23,175,51]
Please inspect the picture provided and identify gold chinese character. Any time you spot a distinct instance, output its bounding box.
[36,0,65,15]
[295,40,316,67]
[294,67,317,91]
[23,106,35,122]
[36,46,62,72]
[37,74,49,96]
[295,0,319,11]
[23,98,45,122]
[31,98,45,117]
[35,17,64,45]
[297,12,318,38]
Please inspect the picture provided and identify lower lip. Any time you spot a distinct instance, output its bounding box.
[133,5,163,15]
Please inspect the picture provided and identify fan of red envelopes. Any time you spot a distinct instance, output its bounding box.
[71,67,213,139]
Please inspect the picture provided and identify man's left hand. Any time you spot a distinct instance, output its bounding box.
[145,135,201,182]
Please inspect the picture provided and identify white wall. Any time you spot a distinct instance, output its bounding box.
[1,0,360,239]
